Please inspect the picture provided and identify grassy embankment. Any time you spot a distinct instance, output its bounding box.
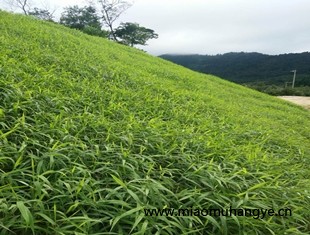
[0,11,309,234]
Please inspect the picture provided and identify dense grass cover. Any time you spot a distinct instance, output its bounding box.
[0,11,310,234]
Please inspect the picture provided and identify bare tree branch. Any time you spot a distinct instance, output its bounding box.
[18,0,29,14]
[97,0,132,41]
[39,0,58,18]
[3,0,31,15]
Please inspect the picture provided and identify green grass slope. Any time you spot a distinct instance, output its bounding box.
[0,11,309,234]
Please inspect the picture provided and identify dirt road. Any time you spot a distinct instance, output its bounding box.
[278,96,310,110]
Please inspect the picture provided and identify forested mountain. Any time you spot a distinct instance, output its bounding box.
[160,52,310,95]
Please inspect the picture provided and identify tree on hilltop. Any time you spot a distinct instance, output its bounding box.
[60,5,108,37]
[4,0,56,21]
[29,7,55,21]
[115,22,158,47]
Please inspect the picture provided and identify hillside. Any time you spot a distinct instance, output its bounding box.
[160,53,310,95]
[0,11,310,234]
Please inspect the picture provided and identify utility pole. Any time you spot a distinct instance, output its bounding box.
[290,70,297,88]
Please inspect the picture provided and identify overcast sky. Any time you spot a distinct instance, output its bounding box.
[1,0,310,55]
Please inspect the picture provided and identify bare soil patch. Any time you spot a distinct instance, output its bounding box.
[278,96,310,110]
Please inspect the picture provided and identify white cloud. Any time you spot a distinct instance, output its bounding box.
[1,0,309,55]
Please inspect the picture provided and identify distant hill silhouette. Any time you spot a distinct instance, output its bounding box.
[160,52,310,88]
